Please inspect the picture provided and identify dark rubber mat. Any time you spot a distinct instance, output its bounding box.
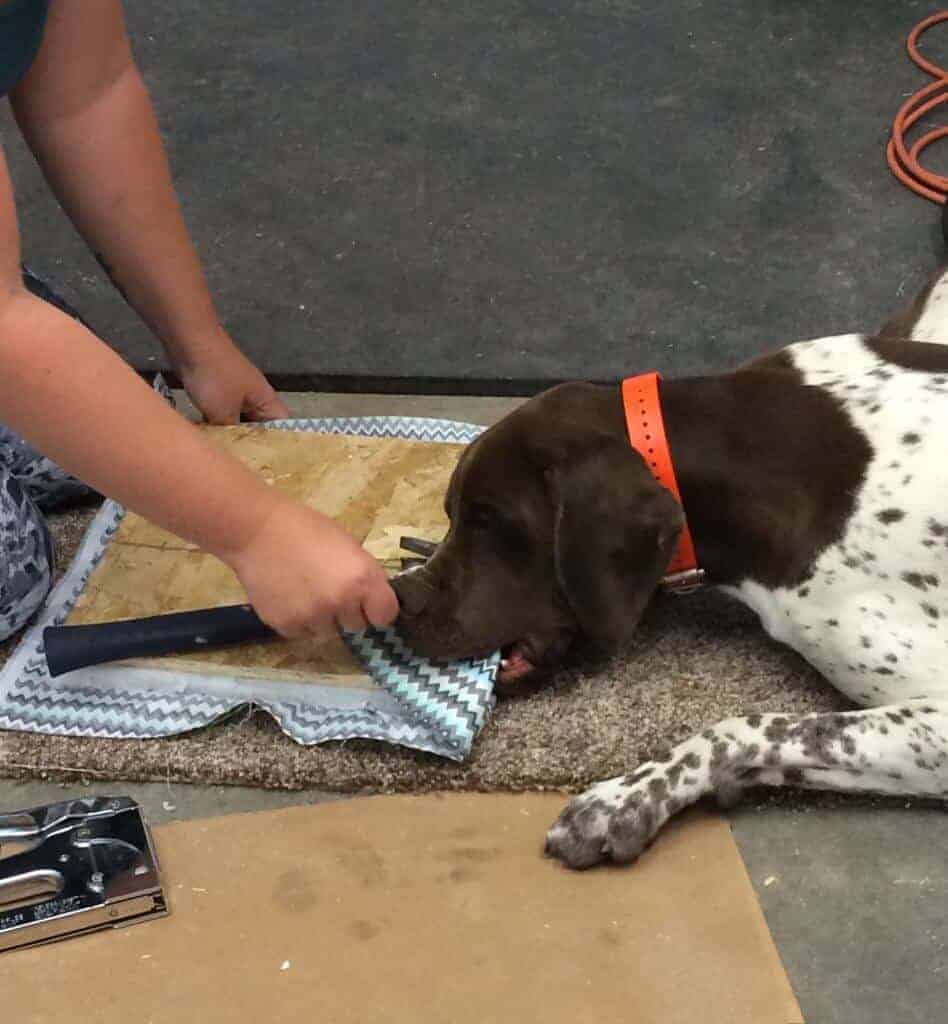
[4,1,943,393]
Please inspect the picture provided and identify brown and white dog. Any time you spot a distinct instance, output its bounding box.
[393,266,948,869]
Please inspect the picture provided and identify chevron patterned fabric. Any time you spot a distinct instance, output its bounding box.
[0,417,497,761]
[344,628,497,755]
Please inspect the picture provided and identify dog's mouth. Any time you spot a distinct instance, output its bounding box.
[499,640,538,683]
[498,629,576,685]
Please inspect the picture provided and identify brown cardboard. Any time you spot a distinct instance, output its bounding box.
[67,427,460,681]
[3,795,803,1023]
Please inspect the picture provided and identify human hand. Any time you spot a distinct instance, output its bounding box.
[224,497,400,640]
[175,327,289,424]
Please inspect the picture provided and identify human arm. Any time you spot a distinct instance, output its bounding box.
[8,0,286,423]
[0,151,397,637]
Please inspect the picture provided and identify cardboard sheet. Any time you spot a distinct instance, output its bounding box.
[4,795,802,1023]
[67,427,460,681]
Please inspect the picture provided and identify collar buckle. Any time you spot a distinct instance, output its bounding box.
[660,568,706,595]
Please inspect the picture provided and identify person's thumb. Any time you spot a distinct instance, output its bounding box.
[362,578,400,628]
[243,383,290,422]
[197,396,240,426]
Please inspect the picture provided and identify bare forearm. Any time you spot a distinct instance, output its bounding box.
[12,67,222,368]
[0,292,281,561]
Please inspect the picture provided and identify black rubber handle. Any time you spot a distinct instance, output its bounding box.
[42,604,278,678]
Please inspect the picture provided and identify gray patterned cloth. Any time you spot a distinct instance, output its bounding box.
[0,423,92,513]
[0,425,91,639]
[0,466,56,639]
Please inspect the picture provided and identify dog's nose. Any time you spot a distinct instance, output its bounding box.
[391,570,433,617]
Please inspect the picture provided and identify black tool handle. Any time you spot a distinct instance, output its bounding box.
[42,605,278,678]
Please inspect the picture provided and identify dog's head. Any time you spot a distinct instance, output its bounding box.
[392,383,684,684]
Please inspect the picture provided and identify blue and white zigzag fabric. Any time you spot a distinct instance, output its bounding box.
[0,416,496,761]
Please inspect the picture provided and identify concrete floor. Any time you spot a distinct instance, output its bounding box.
[6,2,941,391]
[3,391,947,1023]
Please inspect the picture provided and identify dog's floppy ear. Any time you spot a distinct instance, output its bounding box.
[546,439,684,653]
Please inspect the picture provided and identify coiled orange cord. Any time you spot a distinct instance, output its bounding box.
[887,11,948,204]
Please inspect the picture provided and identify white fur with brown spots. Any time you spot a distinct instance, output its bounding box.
[546,269,948,868]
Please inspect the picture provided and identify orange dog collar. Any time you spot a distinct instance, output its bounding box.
[621,373,704,592]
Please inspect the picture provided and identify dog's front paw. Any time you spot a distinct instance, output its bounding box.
[545,772,673,869]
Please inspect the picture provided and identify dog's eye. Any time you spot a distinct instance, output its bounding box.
[464,501,531,560]
[467,502,497,529]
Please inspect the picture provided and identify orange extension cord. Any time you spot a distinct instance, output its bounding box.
[888,11,948,204]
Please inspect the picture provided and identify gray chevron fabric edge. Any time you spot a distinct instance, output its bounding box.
[343,627,498,756]
[0,416,494,761]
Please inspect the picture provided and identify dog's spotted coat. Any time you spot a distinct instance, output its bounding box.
[546,284,948,869]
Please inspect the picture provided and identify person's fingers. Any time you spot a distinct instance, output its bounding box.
[204,406,240,425]
[243,382,290,421]
[362,578,400,628]
[300,605,338,642]
[254,606,309,639]
[185,384,239,425]
[252,592,337,641]
[336,597,369,634]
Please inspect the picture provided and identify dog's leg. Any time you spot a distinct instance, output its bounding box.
[546,699,948,869]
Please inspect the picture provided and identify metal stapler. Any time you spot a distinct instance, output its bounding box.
[0,795,167,953]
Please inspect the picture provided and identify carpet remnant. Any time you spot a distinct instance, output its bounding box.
[0,506,849,794]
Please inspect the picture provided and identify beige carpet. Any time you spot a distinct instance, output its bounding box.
[0,508,849,793]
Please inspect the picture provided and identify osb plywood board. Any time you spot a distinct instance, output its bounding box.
[5,797,803,1024]
[66,427,461,682]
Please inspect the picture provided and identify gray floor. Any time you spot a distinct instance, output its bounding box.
[732,801,948,1024]
[4,1,942,390]
[3,391,946,1023]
